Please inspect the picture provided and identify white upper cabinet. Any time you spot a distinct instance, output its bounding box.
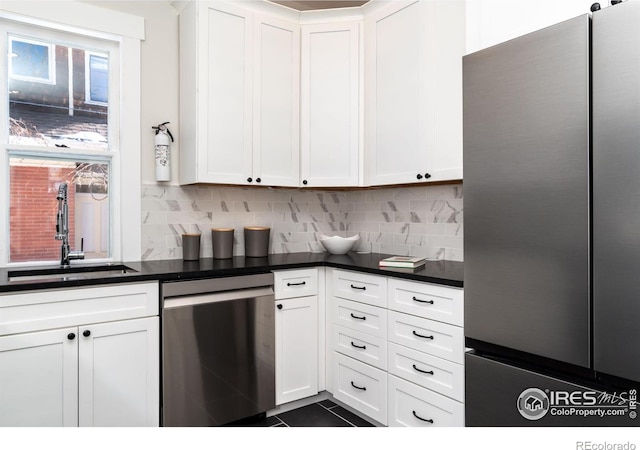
[179,2,300,186]
[253,14,300,187]
[364,0,465,186]
[466,0,594,54]
[300,21,362,187]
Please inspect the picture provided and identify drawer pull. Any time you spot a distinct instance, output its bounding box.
[351,341,367,350]
[412,330,434,340]
[287,281,306,286]
[350,284,366,291]
[350,381,367,391]
[350,313,366,320]
[412,411,434,423]
[412,364,434,375]
[412,296,434,304]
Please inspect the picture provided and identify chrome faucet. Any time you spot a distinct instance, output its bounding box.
[55,183,84,268]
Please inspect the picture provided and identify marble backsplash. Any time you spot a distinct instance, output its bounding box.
[141,183,463,261]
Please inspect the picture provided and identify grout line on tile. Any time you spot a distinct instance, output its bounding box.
[323,406,358,427]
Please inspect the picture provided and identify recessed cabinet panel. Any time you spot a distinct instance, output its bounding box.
[365,0,464,185]
[253,15,300,187]
[0,328,78,426]
[301,22,361,187]
[78,317,159,427]
[206,5,253,183]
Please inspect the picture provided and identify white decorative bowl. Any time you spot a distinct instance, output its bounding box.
[319,234,360,255]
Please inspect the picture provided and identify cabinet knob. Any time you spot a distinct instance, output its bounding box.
[247,177,253,183]
[67,333,76,340]
[424,173,431,179]
[256,178,261,183]
[416,174,423,180]
[83,330,91,337]
[277,304,283,310]
[303,180,308,185]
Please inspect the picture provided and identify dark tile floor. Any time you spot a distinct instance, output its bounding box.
[226,400,376,427]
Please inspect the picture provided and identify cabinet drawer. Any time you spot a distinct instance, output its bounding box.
[387,342,464,402]
[388,311,464,364]
[332,269,387,308]
[333,297,387,339]
[388,375,464,427]
[388,278,463,326]
[0,282,159,336]
[332,352,387,425]
[333,324,387,371]
[274,268,318,300]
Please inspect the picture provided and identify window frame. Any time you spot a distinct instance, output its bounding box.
[0,2,143,267]
[8,35,56,84]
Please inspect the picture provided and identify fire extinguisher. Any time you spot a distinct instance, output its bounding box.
[152,121,174,182]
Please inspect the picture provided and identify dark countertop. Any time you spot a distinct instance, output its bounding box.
[0,252,463,293]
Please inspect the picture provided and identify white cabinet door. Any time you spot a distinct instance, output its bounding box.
[78,317,159,427]
[275,296,318,405]
[253,14,300,187]
[301,21,361,187]
[0,328,78,427]
[365,0,464,186]
[203,2,254,185]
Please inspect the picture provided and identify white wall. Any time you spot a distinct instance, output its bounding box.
[84,1,181,185]
[466,0,596,54]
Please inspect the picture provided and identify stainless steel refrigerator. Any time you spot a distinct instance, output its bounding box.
[464,1,639,426]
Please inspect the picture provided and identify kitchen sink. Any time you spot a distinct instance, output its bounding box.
[7,264,137,282]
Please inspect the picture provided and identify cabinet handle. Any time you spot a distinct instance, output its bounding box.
[412,296,434,304]
[67,332,76,341]
[256,178,261,183]
[350,381,366,391]
[303,180,308,185]
[247,177,253,183]
[350,313,366,321]
[412,330,434,340]
[412,411,434,423]
[416,174,423,180]
[424,173,431,179]
[351,341,367,350]
[277,304,283,310]
[350,284,366,291]
[83,330,91,337]
[412,364,434,375]
[287,281,306,286]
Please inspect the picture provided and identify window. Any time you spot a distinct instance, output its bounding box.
[0,2,144,267]
[2,17,119,265]
[86,51,108,105]
[8,36,55,84]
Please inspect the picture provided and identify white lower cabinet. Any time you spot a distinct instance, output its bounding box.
[0,282,160,427]
[0,327,78,427]
[332,352,387,425]
[388,374,464,427]
[274,272,319,405]
[78,317,159,427]
[328,268,464,427]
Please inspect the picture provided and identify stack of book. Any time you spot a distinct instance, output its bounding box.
[378,256,427,269]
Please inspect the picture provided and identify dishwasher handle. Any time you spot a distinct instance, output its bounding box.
[163,286,274,310]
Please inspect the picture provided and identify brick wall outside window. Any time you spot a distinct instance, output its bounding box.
[10,165,76,262]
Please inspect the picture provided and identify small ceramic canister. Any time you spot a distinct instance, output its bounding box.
[212,228,234,259]
[244,227,270,257]
[182,233,201,261]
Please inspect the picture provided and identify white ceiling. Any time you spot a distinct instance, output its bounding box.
[268,1,369,11]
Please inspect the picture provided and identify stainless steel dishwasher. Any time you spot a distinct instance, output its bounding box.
[161,273,275,426]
